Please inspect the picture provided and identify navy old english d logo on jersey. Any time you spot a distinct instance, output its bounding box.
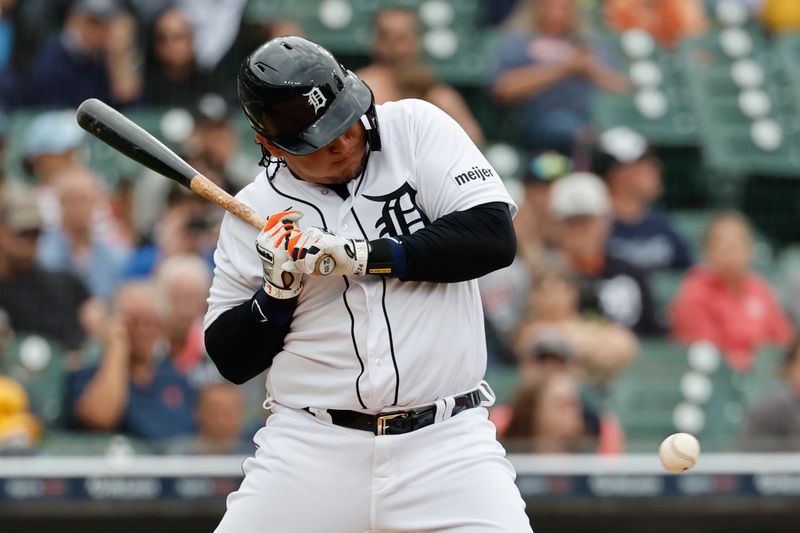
[363,182,430,237]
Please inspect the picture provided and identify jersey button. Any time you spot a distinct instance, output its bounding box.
[320,189,329,195]
[372,358,382,366]
[341,224,349,231]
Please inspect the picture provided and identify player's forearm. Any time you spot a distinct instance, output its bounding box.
[205,291,297,384]
[368,202,516,283]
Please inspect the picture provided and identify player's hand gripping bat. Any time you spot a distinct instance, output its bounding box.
[76,98,266,230]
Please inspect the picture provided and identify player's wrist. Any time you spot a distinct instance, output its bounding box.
[251,288,298,324]
[350,238,369,276]
[262,276,303,299]
[365,238,406,277]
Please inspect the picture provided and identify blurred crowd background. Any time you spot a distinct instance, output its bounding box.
[1,0,800,459]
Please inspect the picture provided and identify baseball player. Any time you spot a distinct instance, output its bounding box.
[204,36,533,533]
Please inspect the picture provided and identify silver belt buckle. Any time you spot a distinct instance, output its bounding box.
[376,412,408,436]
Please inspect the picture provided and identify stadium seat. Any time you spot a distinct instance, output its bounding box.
[678,32,800,215]
[1,334,66,427]
[485,365,520,406]
[609,340,690,448]
[742,347,785,407]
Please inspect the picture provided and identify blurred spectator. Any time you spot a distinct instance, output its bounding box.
[737,338,800,451]
[482,0,523,26]
[0,189,90,351]
[22,110,87,230]
[516,265,639,383]
[154,254,212,377]
[480,152,573,349]
[594,127,693,274]
[184,94,256,192]
[514,151,572,270]
[503,369,591,453]
[0,375,41,454]
[124,191,218,279]
[176,0,246,71]
[356,7,484,145]
[168,382,250,454]
[760,0,800,34]
[131,94,254,238]
[0,110,8,205]
[550,172,663,336]
[67,281,196,440]
[37,167,130,300]
[671,211,792,372]
[491,0,628,154]
[11,0,141,109]
[141,7,213,106]
[605,0,708,48]
[0,0,14,70]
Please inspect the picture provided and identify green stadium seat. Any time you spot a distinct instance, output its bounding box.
[678,32,800,218]
[1,334,66,427]
[650,270,684,316]
[742,347,785,407]
[609,340,690,445]
[591,31,700,146]
[485,365,520,406]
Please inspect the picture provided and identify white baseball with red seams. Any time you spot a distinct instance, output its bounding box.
[659,433,701,473]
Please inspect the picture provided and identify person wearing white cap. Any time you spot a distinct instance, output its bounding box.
[550,171,664,336]
[593,126,693,274]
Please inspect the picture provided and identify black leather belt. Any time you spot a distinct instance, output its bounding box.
[304,390,482,436]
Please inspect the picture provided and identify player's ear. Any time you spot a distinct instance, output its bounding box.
[255,134,285,159]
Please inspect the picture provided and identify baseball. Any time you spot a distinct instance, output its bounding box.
[659,433,700,473]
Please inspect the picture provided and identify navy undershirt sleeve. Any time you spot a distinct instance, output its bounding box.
[366,202,516,283]
[204,291,297,384]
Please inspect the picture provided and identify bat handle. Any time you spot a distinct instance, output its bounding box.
[189,174,266,230]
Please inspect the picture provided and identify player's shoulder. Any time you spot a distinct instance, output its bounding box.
[377,98,451,124]
[376,98,458,141]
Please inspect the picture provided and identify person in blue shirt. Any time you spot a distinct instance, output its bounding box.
[593,126,693,274]
[490,0,628,154]
[38,167,130,300]
[66,281,196,441]
[10,0,140,109]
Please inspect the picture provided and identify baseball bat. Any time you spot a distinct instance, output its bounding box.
[76,98,266,230]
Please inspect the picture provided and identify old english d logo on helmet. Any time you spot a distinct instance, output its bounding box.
[303,87,328,115]
[237,36,373,156]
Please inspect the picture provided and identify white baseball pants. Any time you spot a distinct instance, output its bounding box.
[215,404,533,533]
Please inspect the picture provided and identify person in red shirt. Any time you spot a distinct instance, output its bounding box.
[671,211,793,372]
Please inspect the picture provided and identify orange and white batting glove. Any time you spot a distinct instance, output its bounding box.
[255,210,305,299]
[284,227,369,277]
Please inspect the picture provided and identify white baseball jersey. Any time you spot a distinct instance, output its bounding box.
[205,99,516,413]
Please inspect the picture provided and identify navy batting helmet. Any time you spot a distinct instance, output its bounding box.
[238,36,374,156]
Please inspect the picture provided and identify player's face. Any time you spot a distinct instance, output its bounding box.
[260,121,368,185]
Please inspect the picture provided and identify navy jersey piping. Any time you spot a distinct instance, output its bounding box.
[351,206,401,406]
[267,172,371,408]
[342,277,367,409]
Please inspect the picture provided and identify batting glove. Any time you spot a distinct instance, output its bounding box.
[255,210,305,299]
[285,227,369,277]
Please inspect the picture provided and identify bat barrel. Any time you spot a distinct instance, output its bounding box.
[76,98,198,189]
